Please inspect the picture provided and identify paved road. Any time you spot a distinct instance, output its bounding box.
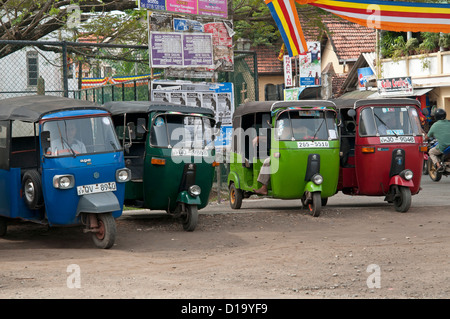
[201,173,450,215]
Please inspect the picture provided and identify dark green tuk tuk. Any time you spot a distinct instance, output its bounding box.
[104,101,218,231]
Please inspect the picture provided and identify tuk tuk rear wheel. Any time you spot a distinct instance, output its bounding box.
[182,205,198,232]
[393,186,411,213]
[22,170,43,210]
[229,183,243,209]
[309,192,322,217]
[91,213,116,249]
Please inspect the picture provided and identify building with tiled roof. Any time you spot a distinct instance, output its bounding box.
[255,13,376,101]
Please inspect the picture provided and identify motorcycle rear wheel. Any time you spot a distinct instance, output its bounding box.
[427,158,442,182]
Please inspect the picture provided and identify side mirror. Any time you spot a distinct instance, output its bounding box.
[337,113,343,127]
[136,118,147,136]
[422,108,429,116]
[347,109,356,118]
[41,131,50,153]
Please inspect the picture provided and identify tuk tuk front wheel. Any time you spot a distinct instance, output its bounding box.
[308,192,322,217]
[90,213,116,249]
[229,183,243,209]
[393,186,411,213]
[182,205,198,232]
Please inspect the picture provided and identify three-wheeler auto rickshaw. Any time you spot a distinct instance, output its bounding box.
[227,100,340,217]
[104,101,218,231]
[334,98,426,212]
[0,95,130,248]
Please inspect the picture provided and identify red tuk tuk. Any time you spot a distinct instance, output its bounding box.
[335,98,426,212]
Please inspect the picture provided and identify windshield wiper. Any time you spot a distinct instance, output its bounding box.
[374,113,398,137]
[312,118,326,140]
[57,123,77,157]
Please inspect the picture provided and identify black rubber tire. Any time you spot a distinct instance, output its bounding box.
[309,192,322,217]
[182,205,198,232]
[427,158,442,182]
[229,183,243,210]
[22,170,44,210]
[91,213,116,249]
[393,186,411,213]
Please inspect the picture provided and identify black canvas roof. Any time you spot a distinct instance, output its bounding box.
[0,95,102,122]
[332,98,421,109]
[103,101,215,117]
[233,100,337,118]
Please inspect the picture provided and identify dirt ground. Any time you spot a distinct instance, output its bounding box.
[1,192,450,300]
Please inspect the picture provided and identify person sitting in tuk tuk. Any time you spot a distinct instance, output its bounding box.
[253,124,311,195]
[49,121,86,155]
[426,108,450,172]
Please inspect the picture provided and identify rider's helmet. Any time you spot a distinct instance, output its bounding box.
[435,108,447,121]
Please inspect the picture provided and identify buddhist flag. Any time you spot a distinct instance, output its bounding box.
[299,0,450,33]
[265,0,308,57]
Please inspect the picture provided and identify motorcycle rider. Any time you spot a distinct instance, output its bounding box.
[426,108,450,172]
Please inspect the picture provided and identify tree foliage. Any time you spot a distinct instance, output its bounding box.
[0,0,137,57]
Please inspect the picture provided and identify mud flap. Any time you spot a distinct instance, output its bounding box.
[76,192,120,216]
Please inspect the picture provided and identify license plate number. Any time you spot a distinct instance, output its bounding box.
[77,182,116,195]
[297,141,329,148]
[380,136,415,144]
[172,148,208,156]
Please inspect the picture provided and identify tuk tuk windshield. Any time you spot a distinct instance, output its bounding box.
[150,114,214,149]
[275,110,338,141]
[42,116,120,157]
[359,106,422,136]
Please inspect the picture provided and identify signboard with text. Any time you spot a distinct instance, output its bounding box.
[299,41,321,87]
[283,55,293,88]
[150,32,213,68]
[377,77,413,96]
[139,0,228,18]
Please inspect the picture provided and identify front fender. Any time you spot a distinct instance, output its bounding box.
[304,181,322,193]
[389,175,414,188]
[227,171,240,189]
[177,191,202,205]
[76,192,121,216]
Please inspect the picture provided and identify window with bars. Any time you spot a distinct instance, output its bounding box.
[26,51,39,87]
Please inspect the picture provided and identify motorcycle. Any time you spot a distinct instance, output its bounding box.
[427,137,450,181]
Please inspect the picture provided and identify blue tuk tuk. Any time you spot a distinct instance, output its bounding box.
[0,95,130,248]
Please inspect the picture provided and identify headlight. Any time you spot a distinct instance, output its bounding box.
[188,185,201,197]
[400,169,413,181]
[312,174,323,185]
[53,175,75,189]
[116,168,131,183]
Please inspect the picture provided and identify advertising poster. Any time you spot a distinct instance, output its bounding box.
[169,91,187,105]
[149,12,234,72]
[151,80,234,149]
[200,92,217,112]
[150,32,183,67]
[358,67,375,91]
[299,41,321,87]
[150,32,213,68]
[377,77,413,96]
[185,92,202,107]
[152,91,170,102]
[182,33,214,67]
[139,0,228,18]
[284,87,301,101]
